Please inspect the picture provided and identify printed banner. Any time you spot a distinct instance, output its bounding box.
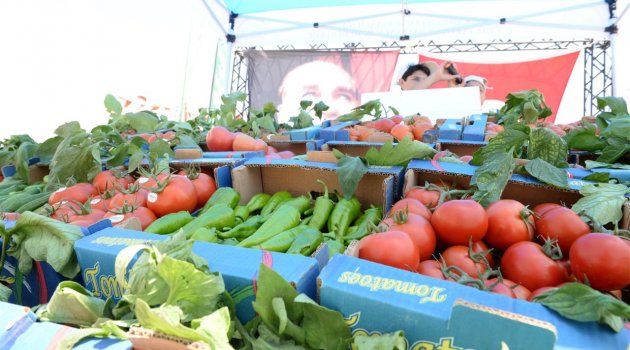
[419,52,580,122]
[246,50,399,124]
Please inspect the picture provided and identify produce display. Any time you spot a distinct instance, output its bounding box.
[0,92,628,349]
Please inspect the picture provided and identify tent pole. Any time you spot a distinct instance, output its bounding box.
[610,32,617,96]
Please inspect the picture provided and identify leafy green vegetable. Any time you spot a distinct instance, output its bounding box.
[336,155,369,200]
[353,331,407,350]
[45,132,102,188]
[564,124,606,152]
[0,284,11,303]
[585,160,630,170]
[582,172,610,183]
[365,136,435,167]
[524,158,569,188]
[533,282,630,332]
[496,90,552,125]
[105,94,123,115]
[471,127,528,165]
[7,211,84,278]
[571,183,629,226]
[134,300,213,343]
[471,150,516,207]
[596,96,628,115]
[59,320,128,350]
[37,281,106,327]
[527,128,568,167]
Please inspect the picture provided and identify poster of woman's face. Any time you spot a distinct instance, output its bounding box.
[245,50,398,124]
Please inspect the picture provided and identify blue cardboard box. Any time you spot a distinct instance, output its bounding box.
[404,160,591,207]
[232,158,405,212]
[202,151,265,159]
[437,119,464,140]
[319,121,359,142]
[168,157,246,188]
[287,125,327,141]
[267,139,325,154]
[436,139,487,157]
[323,141,386,157]
[74,228,320,322]
[0,302,131,349]
[462,114,487,141]
[318,254,630,350]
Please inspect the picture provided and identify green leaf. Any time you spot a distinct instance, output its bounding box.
[354,331,407,350]
[125,112,159,133]
[527,128,569,167]
[597,97,628,115]
[58,321,127,350]
[571,183,628,226]
[585,160,630,170]
[7,211,84,278]
[524,158,569,188]
[46,133,102,187]
[257,115,277,133]
[564,125,606,152]
[104,94,123,115]
[312,101,329,119]
[36,136,64,164]
[54,122,85,138]
[37,281,105,326]
[365,136,435,166]
[597,138,630,163]
[471,150,516,207]
[158,255,225,322]
[602,118,630,141]
[0,284,11,303]
[533,282,630,332]
[105,143,130,168]
[299,100,313,110]
[134,300,213,343]
[127,148,145,173]
[148,139,174,159]
[471,128,528,165]
[299,297,352,350]
[176,135,200,148]
[582,172,610,183]
[252,264,302,335]
[15,142,38,183]
[191,307,233,349]
[336,155,369,200]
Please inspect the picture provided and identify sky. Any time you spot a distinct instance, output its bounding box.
[0,0,628,142]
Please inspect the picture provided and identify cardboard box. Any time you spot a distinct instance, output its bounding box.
[0,302,131,349]
[319,121,359,142]
[232,158,405,211]
[322,141,386,157]
[266,139,324,154]
[287,123,330,141]
[318,254,630,350]
[463,114,488,141]
[202,151,265,159]
[403,160,590,207]
[437,118,464,140]
[168,158,245,188]
[436,140,487,157]
[74,227,320,322]
[1,157,48,184]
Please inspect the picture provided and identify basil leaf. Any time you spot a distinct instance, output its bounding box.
[252,264,302,335]
[300,298,353,350]
[585,160,630,170]
[602,118,630,141]
[597,96,628,115]
[533,282,630,332]
[354,330,407,350]
[365,136,435,166]
[564,125,606,152]
[571,183,628,226]
[524,158,569,188]
[336,155,369,200]
[471,150,516,207]
[104,94,123,115]
[54,121,85,138]
[582,172,610,183]
[597,138,630,163]
[527,128,569,167]
[471,128,528,165]
[46,133,102,187]
[36,136,64,164]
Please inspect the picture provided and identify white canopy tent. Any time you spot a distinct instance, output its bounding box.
[201,0,629,118]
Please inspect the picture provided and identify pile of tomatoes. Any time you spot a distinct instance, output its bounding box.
[46,167,217,230]
[358,182,630,300]
[347,115,434,142]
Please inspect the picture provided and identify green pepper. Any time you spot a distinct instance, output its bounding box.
[278,195,311,215]
[144,211,194,234]
[219,215,264,239]
[327,196,361,240]
[222,238,239,246]
[260,191,292,216]
[245,193,271,215]
[286,228,324,256]
[325,240,345,258]
[308,180,335,231]
[234,205,250,222]
[258,226,317,252]
[238,205,301,248]
[300,215,312,226]
[201,187,240,213]
[182,204,235,238]
[191,227,219,243]
[344,206,382,242]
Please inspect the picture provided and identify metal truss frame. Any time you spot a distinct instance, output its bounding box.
[230,39,613,117]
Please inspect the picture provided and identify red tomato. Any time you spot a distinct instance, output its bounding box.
[501,241,569,292]
[48,183,97,205]
[536,207,590,255]
[404,186,441,209]
[135,173,169,191]
[388,198,431,221]
[50,201,82,221]
[503,279,532,300]
[569,233,630,291]
[484,278,516,298]
[472,240,495,267]
[92,169,133,192]
[410,122,433,141]
[441,245,488,278]
[383,213,436,261]
[373,119,396,133]
[232,133,268,153]
[532,203,563,220]
[417,260,445,280]
[178,171,217,209]
[431,200,488,246]
[390,124,412,141]
[484,200,535,251]
[359,231,420,271]
[1,213,19,221]
[89,196,112,212]
[69,209,106,225]
[206,126,236,152]
[146,175,197,217]
[103,207,157,230]
[389,115,403,124]
[109,188,149,209]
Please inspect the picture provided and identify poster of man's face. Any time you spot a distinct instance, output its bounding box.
[246,50,398,124]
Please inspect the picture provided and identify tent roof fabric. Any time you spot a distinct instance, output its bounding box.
[206,0,617,47]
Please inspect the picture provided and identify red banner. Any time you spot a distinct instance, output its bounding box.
[419,52,579,122]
